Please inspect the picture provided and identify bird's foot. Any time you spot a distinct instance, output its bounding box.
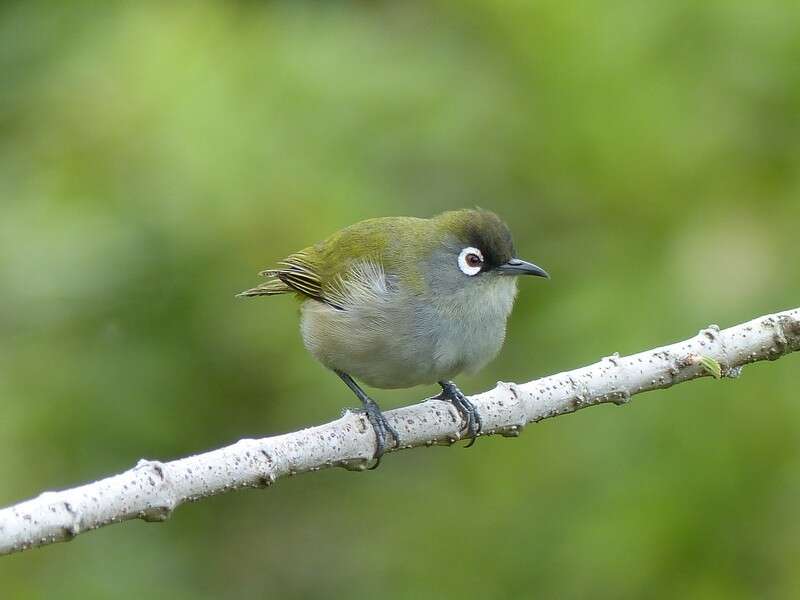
[357,398,401,469]
[335,371,401,469]
[434,381,482,446]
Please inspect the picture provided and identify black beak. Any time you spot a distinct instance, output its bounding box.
[496,258,550,279]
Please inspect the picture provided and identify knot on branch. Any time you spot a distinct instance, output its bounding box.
[491,381,527,436]
[134,459,175,522]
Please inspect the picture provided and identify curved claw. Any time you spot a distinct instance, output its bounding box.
[361,398,400,467]
[435,381,482,445]
[336,371,400,468]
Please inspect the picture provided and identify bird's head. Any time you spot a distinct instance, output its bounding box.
[430,209,549,288]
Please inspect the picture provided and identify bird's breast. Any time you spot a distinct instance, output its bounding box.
[425,276,518,377]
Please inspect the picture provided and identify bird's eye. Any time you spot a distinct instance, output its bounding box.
[458,247,484,276]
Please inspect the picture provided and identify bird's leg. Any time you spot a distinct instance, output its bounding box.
[434,380,482,447]
[335,371,400,468]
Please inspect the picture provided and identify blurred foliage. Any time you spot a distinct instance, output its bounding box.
[1,0,799,598]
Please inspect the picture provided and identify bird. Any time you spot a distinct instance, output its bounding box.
[239,208,549,466]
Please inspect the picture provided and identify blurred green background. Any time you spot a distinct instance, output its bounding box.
[1,1,799,598]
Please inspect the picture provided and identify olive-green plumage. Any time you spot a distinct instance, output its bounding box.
[240,208,548,459]
[244,216,434,305]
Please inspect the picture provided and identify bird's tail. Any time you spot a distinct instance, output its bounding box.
[236,272,292,298]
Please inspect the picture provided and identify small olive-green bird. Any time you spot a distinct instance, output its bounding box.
[239,208,548,464]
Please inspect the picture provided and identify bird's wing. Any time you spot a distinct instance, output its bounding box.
[239,216,426,307]
[238,250,341,307]
[269,252,326,300]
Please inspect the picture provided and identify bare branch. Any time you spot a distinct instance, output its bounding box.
[1,307,798,556]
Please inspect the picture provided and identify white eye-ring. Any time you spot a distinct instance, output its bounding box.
[458,247,484,276]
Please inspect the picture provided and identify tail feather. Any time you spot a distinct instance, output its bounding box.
[237,275,292,298]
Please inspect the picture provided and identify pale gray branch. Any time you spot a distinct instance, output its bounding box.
[1,307,798,556]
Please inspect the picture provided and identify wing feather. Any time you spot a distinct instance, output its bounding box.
[239,251,342,308]
[239,216,415,306]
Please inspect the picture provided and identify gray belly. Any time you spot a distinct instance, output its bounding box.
[299,278,517,389]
